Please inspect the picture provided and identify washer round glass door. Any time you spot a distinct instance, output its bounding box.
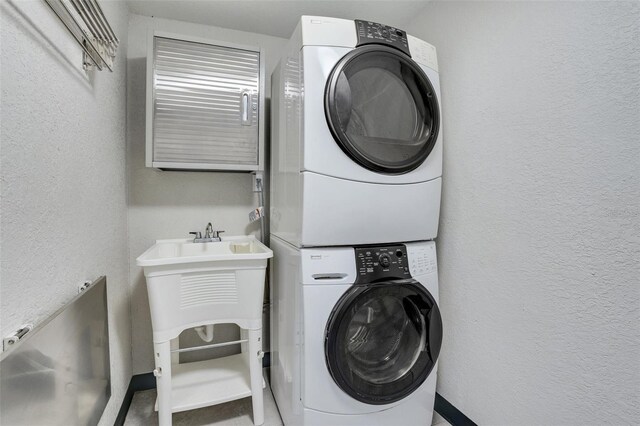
[325,45,440,174]
[324,279,442,405]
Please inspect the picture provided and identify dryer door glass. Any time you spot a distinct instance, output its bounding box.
[325,45,440,174]
[325,280,442,404]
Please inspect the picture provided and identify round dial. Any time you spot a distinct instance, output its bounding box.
[379,254,391,268]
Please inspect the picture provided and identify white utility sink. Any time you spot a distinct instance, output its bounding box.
[136,235,272,267]
[136,235,273,342]
[136,235,272,422]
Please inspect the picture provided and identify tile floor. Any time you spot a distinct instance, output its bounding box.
[124,382,450,426]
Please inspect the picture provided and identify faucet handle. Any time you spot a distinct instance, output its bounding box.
[189,231,202,240]
[213,230,225,239]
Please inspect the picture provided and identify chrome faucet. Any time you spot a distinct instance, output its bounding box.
[189,222,225,243]
[204,222,214,239]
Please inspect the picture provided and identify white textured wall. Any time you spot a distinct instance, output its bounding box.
[0,1,131,424]
[126,14,287,373]
[405,2,640,424]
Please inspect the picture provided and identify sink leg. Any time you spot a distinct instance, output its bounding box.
[154,340,172,426]
[240,328,248,355]
[248,328,264,426]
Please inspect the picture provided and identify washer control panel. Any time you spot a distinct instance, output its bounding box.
[355,19,411,57]
[406,242,437,276]
[354,245,410,283]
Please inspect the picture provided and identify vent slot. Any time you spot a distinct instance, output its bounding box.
[180,272,238,308]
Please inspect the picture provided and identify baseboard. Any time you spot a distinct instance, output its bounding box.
[113,380,134,426]
[434,393,477,426]
[114,372,156,426]
[262,350,271,368]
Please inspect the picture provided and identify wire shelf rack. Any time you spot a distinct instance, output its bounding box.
[43,0,119,71]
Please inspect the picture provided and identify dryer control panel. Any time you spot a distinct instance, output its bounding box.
[355,20,411,57]
[354,245,410,283]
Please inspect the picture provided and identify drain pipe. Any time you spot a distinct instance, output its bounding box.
[195,325,214,342]
[251,172,266,243]
[257,176,266,243]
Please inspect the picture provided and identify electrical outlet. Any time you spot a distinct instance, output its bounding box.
[252,171,264,192]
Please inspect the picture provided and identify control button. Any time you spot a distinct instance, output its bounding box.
[396,250,403,258]
[379,254,391,268]
[396,30,403,37]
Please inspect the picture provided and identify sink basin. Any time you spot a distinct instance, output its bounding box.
[136,235,273,343]
[136,235,272,267]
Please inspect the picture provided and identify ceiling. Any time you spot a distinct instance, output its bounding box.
[127,1,429,39]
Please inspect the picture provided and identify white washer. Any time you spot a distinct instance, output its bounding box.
[271,16,443,247]
[270,236,442,426]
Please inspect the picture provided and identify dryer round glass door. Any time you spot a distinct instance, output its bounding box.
[325,45,440,174]
[324,279,442,405]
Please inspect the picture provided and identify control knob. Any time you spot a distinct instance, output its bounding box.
[379,254,391,268]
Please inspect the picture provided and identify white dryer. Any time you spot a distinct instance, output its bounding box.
[270,236,443,425]
[271,16,443,247]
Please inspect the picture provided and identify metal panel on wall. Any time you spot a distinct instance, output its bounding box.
[0,277,110,426]
[152,36,261,169]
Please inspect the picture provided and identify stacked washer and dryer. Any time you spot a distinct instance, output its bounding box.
[269,16,443,426]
